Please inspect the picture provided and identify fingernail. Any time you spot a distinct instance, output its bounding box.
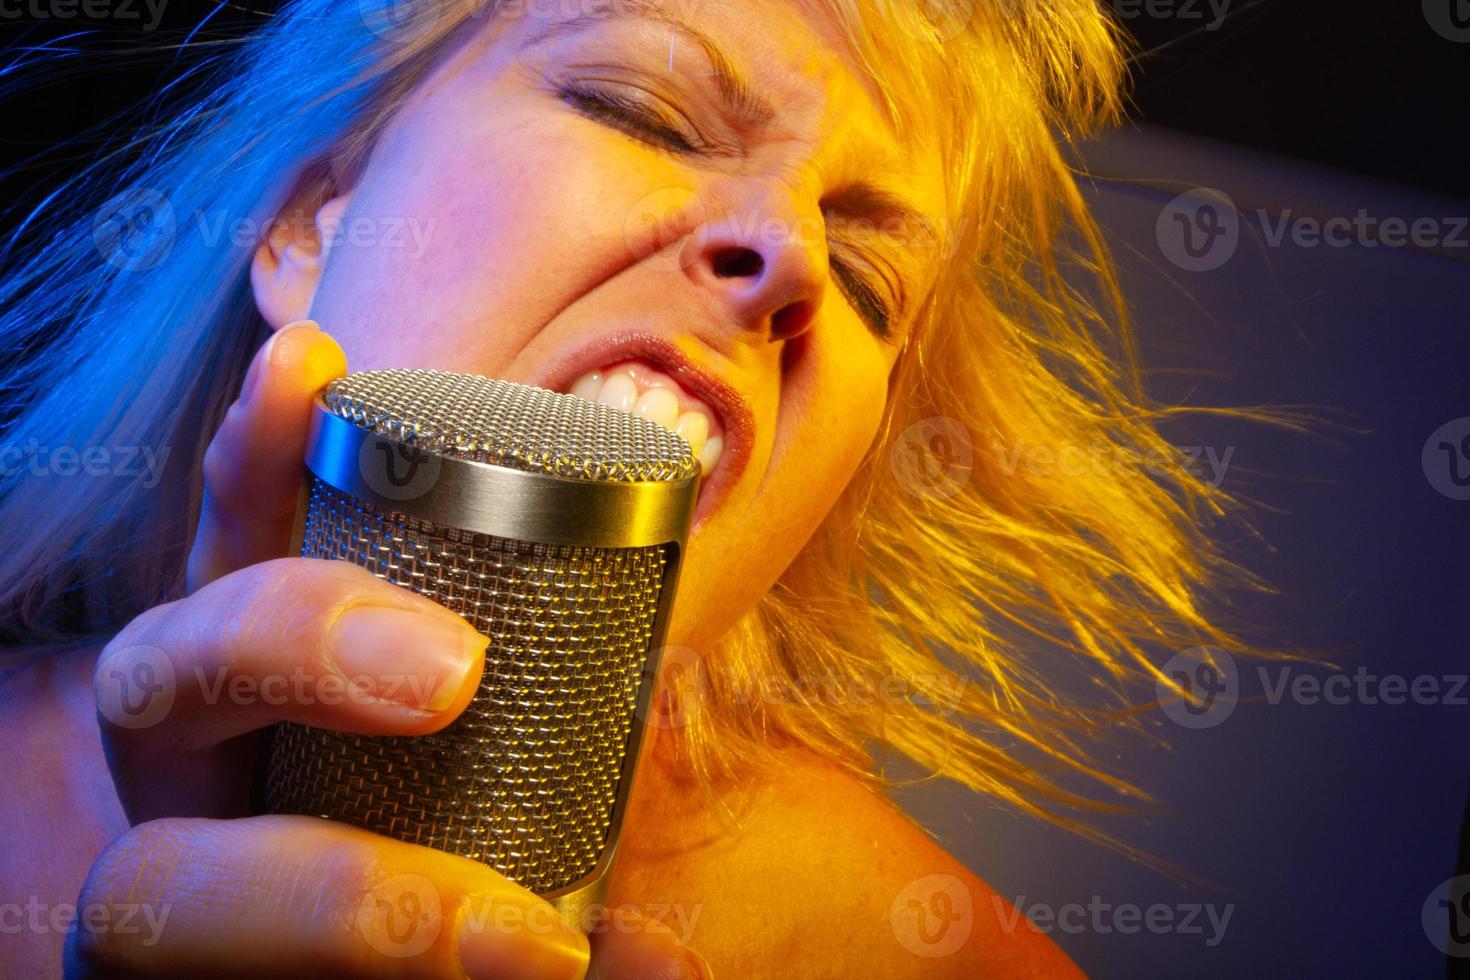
[456,900,590,980]
[330,606,486,712]
[241,319,319,407]
[678,947,714,979]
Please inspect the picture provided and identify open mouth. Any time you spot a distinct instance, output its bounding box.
[530,332,752,527]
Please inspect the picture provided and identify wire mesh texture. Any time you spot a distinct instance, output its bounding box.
[263,371,692,894]
[323,369,697,482]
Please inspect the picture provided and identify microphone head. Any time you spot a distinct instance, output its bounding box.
[261,369,699,919]
[321,368,698,483]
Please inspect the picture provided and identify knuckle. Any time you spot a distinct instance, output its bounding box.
[226,556,362,618]
[200,423,248,507]
[63,921,125,979]
[93,604,178,733]
[210,557,334,653]
[95,604,169,679]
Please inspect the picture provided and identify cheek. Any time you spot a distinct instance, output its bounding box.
[667,341,889,650]
[308,84,681,372]
[790,352,890,524]
[741,336,892,552]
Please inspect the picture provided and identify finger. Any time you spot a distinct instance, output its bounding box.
[95,557,489,821]
[187,319,347,595]
[65,815,591,980]
[585,908,713,980]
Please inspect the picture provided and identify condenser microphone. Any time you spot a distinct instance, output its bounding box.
[260,369,698,926]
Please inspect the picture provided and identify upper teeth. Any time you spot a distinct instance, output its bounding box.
[567,365,724,474]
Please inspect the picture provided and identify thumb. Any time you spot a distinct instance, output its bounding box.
[187,319,347,594]
[586,907,713,979]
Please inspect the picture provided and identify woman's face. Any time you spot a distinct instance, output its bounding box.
[257,0,947,654]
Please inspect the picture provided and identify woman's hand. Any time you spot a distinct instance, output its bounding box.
[75,321,710,978]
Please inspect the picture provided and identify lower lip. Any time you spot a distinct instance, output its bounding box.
[690,468,720,532]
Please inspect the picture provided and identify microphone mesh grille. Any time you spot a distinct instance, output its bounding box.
[322,369,697,482]
[262,370,694,897]
[265,480,668,895]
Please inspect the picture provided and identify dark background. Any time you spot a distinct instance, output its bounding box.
[1121,0,1468,199]
[0,0,1467,209]
[3,2,1467,977]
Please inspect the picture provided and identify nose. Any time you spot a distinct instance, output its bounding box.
[679,183,827,343]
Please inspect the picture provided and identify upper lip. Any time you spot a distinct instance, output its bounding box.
[527,330,753,522]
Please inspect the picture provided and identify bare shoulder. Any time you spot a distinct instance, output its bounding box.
[0,642,127,977]
[613,745,1083,979]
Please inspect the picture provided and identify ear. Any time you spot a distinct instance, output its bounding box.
[249,188,352,330]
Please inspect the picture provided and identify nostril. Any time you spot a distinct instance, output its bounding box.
[710,246,764,279]
[770,301,816,341]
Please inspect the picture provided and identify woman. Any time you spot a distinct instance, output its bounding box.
[0,0,1257,975]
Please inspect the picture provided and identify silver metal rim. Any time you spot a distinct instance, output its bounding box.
[303,395,700,548]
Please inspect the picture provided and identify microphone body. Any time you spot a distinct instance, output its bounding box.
[259,370,698,924]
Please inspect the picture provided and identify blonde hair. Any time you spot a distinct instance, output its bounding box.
[0,0,1291,847]
[672,0,1299,846]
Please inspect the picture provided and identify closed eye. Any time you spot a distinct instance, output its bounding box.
[556,82,702,154]
[557,82,899,341]
[830,257,894,339]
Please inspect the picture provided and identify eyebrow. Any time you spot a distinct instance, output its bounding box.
[823,183,944,263]
[518,0,776,129]
[518,0,945,284]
